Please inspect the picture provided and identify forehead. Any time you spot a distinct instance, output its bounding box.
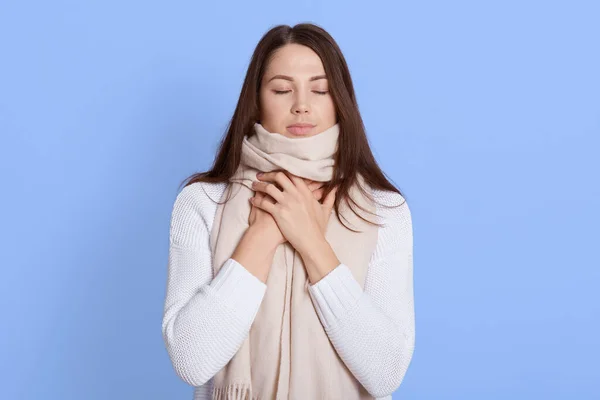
[264,44,325,78]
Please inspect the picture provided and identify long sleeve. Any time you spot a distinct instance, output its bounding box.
[161,183,268,387]
[307,191,415,398]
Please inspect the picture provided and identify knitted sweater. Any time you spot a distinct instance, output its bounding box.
[162,181,415,399]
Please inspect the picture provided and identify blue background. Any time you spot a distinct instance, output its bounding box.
[1,1,599,398]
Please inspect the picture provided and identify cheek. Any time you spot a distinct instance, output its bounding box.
[316,97,336,120]
[260,94,288,117]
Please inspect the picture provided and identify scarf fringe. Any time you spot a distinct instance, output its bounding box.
[212,383,255,400]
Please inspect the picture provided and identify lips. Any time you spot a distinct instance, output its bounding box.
[286,124,315,136]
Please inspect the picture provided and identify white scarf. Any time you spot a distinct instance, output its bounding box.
[209,122,379,399]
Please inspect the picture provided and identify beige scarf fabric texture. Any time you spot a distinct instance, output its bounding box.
[209,122,380,400]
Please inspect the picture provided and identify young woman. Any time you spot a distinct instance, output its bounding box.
[162,23,415,400]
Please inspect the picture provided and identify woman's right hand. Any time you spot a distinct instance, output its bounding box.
[249,177,325,248]
[248,189,287,246]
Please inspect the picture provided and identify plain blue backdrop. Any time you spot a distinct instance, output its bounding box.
[1,0,599,399]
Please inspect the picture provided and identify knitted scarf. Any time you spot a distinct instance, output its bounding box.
[209,122,379,400]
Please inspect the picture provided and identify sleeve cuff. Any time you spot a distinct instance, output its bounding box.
[307,263,364,330]
[208,258,267,322]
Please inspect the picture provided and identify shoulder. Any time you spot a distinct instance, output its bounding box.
[172,181,227,217]
[368,189,413,259]
[370,188,410,220]
[169,181,228,247]
[370,188,412,239]
[371,188,407,208]
[175,181,228,207]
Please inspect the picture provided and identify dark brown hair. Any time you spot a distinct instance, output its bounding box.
[179,22,407,231]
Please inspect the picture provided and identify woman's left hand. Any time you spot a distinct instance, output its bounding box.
[251,171,337,254]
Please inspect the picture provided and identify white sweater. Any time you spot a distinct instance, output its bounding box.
[162,181,415,399]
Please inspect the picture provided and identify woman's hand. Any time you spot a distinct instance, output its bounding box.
[248,190,287,247]
[248,177,330,248]
[250,171,337,254]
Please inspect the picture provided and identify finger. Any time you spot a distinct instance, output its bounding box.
[287,174,312,197]
[253,180,285,203]
[307,181,325,192]
[249,192,259,211]
[254,189,278,206]
[323,186,338,209]
[250,193,277,214]
[313,187,324,201]
[257,171,296,194]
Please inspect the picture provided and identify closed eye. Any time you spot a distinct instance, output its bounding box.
[273,90,329,95]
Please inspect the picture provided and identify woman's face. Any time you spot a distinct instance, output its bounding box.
[258,43,337,138]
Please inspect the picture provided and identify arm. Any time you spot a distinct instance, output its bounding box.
[161,184,270,387]
[305,194,415,397]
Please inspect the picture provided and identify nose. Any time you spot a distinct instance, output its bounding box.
[293,105,309,115]
[292,95,310,114]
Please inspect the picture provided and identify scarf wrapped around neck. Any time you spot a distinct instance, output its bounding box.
[209,122,379,400]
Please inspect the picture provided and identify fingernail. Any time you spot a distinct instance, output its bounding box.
[257,172,263,177]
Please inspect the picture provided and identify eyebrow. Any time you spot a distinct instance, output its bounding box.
[267,74,328,83]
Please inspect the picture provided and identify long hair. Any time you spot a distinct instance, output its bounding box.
[179,23,407,231]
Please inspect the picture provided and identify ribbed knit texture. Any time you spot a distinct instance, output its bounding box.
[162,181,415,399]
